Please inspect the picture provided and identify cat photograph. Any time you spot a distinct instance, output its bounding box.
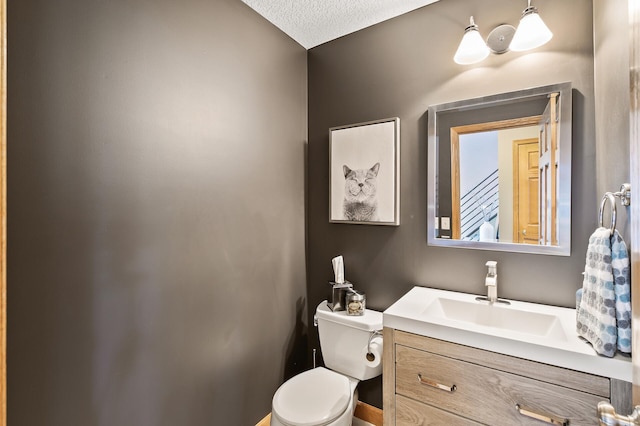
[343,163,380,221]
[329,117,399,225]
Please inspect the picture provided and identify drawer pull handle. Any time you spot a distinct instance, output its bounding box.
[515,403,569,425]
[417,373,456,392]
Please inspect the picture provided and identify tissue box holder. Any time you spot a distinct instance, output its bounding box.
[327,281,353,312]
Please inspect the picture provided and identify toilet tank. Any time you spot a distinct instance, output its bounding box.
[316,301,383,381]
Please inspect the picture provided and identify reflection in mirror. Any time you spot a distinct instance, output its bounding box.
[427,83,572,256]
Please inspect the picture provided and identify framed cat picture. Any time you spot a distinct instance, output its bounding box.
[329,117,400,226]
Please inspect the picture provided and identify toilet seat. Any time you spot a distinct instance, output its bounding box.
[272,367,351,426]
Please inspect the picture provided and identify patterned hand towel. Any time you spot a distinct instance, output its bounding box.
[611,230,631,354]
[577,227,617,357]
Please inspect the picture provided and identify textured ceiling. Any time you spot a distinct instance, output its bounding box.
[241,0,441,49]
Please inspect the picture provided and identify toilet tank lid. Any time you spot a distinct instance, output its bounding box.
[316,301,383,331]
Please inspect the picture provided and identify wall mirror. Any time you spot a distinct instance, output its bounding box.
[427,82,572,256]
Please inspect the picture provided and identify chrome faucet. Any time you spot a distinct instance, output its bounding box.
[476,261,509,304]
[485,261,498,302]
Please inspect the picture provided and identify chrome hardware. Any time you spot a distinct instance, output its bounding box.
[312,348,317,369]
[599,193,618,232]
[327,281,353,312]
[476,260,510,304]
[619,183,631,206]
[366,330,382,362]
[599,183,631,232]
[485,260,498,303]
[598,401,640,425]
[475,295,511,305]
[417,373,456,393]
[313,314,318,327]
[515,404,568,425]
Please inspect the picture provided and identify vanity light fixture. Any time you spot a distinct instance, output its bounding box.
[453,0,552,65]
[453,16,490,65]
[510,0,553,52]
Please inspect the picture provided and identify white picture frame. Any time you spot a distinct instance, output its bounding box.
[329,117,400,226]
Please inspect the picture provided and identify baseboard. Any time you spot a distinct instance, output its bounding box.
[255,412,271,426]
[354,401,383,426]
[255,402,383,426]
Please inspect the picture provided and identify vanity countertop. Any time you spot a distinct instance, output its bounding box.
[383,286,632,382]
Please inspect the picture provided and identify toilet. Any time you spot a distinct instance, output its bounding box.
[270,300,383,426]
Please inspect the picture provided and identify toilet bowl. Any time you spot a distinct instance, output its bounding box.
[270,301,383,426]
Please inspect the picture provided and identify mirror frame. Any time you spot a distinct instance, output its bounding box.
[427,82,572,256]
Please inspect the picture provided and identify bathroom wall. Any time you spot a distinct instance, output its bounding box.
[8,0,307,425]
[307,0,598,407]
[593,0,631,240]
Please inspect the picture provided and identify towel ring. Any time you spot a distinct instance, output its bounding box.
[598,192,617,233]
[598,184,631,233]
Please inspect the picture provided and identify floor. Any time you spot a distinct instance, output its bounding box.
[352,418,375,426]
[256,413,376,426]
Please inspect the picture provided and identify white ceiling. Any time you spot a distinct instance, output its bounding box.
[241,0,441,50]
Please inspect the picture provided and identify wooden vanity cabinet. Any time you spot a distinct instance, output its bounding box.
[383,328,627,425]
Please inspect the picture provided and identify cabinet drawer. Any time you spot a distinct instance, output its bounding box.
[396,345,606,425]
[396,394,481,426]
[394,330,610,397]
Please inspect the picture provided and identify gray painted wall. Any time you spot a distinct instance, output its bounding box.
[308,0,602,407]
[9,0,307,425]
[594,0,631,241]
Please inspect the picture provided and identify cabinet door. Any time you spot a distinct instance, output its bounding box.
[396,345,605,425]
[396,394,481,426]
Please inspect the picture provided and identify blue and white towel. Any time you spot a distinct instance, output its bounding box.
[577,228,618,357]
[611,230,631,354]
[576,227,632,357]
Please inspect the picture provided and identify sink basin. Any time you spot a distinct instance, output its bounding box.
[383,286,632,382]
[425,297,567,340]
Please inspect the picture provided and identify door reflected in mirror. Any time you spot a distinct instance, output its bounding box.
[427,83,572,256]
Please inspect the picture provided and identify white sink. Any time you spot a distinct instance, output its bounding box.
[425,297,568,340]
[383,286,632,382]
